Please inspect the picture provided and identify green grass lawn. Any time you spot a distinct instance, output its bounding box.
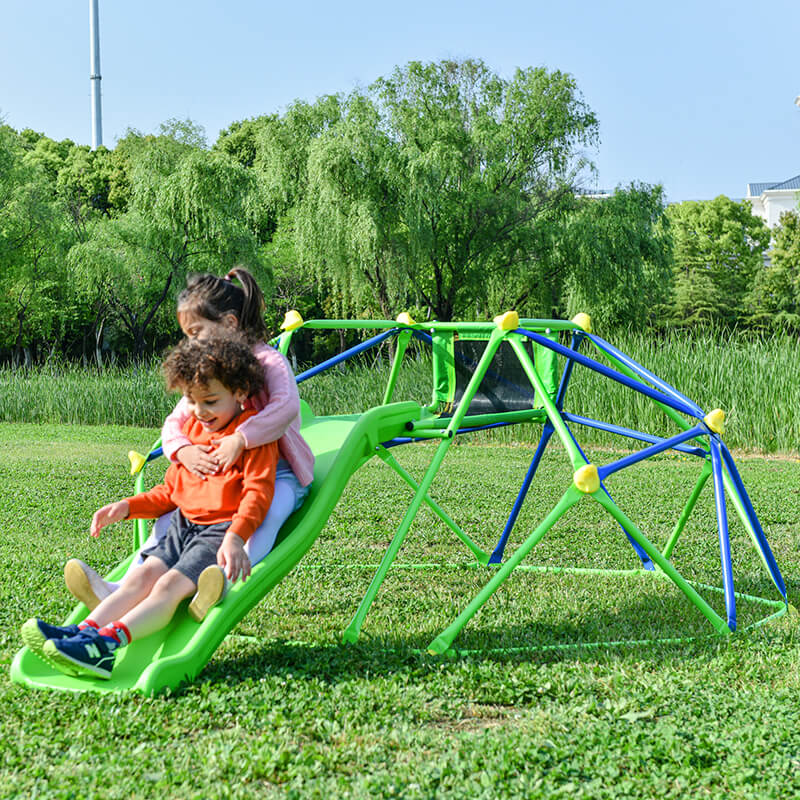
[3,423,800,798]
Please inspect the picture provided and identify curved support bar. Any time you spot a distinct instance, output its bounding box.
[585,333,705,417]
[518,329,700,419]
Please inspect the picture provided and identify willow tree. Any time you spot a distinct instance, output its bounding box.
[296,58,598,320]
[69,133,265,359]
[552,184,673,328]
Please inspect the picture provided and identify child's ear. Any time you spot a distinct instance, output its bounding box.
[234,390,249,406]
[221,313,239,331]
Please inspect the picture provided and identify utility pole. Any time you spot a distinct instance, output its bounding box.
[89,0,103,149]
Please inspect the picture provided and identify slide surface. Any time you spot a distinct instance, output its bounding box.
[11,401,422,695]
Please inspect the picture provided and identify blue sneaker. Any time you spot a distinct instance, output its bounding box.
[21,618,83,658]
[43,628,119,680]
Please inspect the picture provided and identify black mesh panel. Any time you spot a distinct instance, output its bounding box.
[442,338,539,417]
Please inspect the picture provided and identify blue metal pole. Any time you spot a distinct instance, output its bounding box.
[597,425,707,481]
[718,441,787,599]
[412,331,433,345]
[489,423,554,564]
[295,329,399,384]
[555,332,583,410]
[562,413,708,458]
[710,439,737,631]
[146,447,163,464]
[586,334,705,417]
[561,417,654,570]
[517,330,700,419]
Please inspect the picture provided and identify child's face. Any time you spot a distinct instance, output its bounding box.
[178,309,238,341]
[183,379,247,433]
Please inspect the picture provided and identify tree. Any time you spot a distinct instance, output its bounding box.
[747,210,800,330]
[665,196,770,328]
[0,127,77,363]
[296,58,598,320]
[68,132,266,360]
[551,184,673,328]
[215,115,275,169]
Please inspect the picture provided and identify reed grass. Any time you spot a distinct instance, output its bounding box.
[0,359,173,428]
[2,329,799,453]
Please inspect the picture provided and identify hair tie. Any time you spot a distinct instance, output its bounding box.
[223,272,233,282]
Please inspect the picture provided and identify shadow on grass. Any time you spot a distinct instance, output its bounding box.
[193,580,790,693]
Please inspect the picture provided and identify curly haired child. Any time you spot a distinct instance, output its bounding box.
[22,334,278,679]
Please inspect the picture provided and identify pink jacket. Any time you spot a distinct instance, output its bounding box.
[161,342,315,487]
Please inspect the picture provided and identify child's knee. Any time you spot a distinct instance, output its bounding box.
[152,569,195,601]
[123,559,163,592]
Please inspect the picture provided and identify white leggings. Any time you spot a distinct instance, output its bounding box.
[125,471,310,579]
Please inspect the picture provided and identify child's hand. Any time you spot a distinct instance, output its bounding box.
[90,500,129,537]
[217,531,251,583]
[176,444,219,478]
[210,432,245,472]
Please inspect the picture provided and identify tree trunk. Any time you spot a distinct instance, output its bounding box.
[95,316,105,370]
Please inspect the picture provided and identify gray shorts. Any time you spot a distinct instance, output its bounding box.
[141,510,230,586]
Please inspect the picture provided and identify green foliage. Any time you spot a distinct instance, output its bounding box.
[297,58,598,320]
[1,59,794,362]
[524,184,674,326]
[665,197,771,328]
[67,132,268,358]
[0,127,79,361]
[748,210,800,330]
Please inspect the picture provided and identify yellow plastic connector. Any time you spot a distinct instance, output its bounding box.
[704,408,725,435]
[128,450,146,476]
[493,310,520,331]
[573,463,600,494]
[571,312,592,334]
[280,309,304,331]
[396,312,416,325]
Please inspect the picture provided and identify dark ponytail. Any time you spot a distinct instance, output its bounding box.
[177,267,267,344]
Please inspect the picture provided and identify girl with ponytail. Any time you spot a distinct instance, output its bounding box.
[64,267,314,619]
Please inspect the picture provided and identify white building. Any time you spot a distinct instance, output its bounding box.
[745,175,800,228]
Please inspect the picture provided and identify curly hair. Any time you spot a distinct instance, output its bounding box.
[162,334,265,398]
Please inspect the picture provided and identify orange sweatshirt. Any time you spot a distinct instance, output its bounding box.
[125,409,278,542]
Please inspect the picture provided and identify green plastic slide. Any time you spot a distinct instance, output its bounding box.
[11,400,422,695]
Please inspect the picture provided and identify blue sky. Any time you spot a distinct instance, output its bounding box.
[2,0,798,202]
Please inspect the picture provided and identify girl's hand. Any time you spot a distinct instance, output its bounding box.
[90,500,129,538]
[210,432,245,472]
[217,531,251,583]
[176,444,219,478]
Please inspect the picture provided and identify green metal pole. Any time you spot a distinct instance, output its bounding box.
[663,459,713,559]
[441,328,506,435]
[427,486,583,654]
[509,337,585,470]
[342,436,454,643]
[408,407,546,431]
[376,446,490,564]
[383,330,412,406]
[593,491,729,635]
[276,330,295,357]
[301,319,582,333]
[343,328,507,643]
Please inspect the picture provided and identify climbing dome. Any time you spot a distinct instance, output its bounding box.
[279,311,788,654]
